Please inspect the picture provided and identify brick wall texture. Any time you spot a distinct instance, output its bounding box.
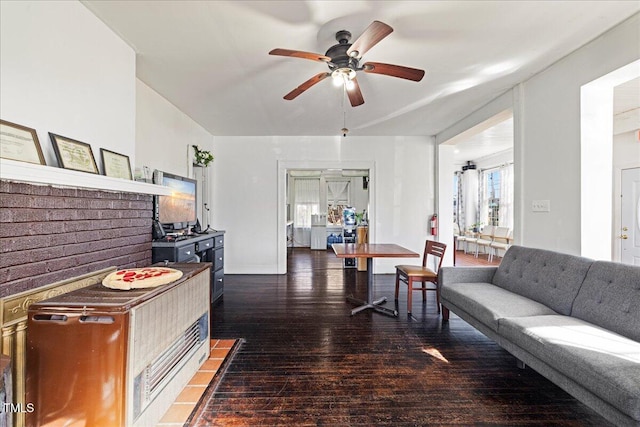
[0,180,153,298]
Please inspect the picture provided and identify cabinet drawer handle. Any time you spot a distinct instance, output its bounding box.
[186,251,191,255]
[218,257,223,261]
[218,240,223,244]
[217,278,223,282]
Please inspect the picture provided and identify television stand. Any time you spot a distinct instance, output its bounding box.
[152,230,225,304]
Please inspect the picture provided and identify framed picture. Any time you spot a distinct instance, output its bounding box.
[0,119,46,165]
[100,148,132,180]
[49,133,99,174]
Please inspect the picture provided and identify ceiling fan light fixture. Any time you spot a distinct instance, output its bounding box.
[332,67,356,81]
[332,67,356,90]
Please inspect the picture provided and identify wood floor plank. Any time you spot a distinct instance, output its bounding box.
[190,248,611,426]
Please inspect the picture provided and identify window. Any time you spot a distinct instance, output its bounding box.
[485,169,501,226]
[453,172,460,226]
[457,164,513,233]
[294,179,320,228]
[327,181,349,225]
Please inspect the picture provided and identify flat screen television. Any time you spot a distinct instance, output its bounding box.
[154,171,197,232]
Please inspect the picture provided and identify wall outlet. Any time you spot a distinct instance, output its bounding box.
[532,200,551,212]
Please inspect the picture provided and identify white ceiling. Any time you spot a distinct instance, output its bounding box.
[82,1,639,137]
[451,117,514,165]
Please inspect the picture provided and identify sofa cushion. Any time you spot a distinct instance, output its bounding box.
[499,315,640,421]
[440,282,557,332]
[572,261,640,342]
[492,246,593,315]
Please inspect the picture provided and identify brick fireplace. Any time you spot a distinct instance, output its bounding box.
[0,180,154,298]
[0,175,159,426]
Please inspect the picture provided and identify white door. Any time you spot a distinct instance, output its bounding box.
[621,167,640,265]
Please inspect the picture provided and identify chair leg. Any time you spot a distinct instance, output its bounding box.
[442,306,450,321]
[421,282,426,303]
[395,272,401,301]
[435,282,441,314]
[407,277,413,314]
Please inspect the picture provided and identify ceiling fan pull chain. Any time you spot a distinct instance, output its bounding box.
[342,85,349,137]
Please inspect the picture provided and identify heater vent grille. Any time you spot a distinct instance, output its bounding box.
[134,313,207,419]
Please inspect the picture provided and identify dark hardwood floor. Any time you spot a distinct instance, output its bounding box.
[191,248,609,426]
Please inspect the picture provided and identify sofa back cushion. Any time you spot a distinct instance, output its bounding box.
[492,246,593,315]
[571,261,640,341]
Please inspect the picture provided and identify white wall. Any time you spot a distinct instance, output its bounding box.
[437,145,455,266]
[0,1,135,169]
[136,80,216,225]
[614,132,640,170]
[212,136,434,274]
[474,149,514,170]
[135,80,214,178]
[520,13,639,255]
[437,12,640,256]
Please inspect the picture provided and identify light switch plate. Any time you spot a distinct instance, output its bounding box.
[532,200,551,212]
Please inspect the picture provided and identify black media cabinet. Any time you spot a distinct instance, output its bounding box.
[152,230,225,303]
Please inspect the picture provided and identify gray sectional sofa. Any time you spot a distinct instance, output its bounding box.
[439,245,640,426]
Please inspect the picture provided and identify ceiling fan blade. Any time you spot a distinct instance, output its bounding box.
[347,78,364,107]
[362,62,425,82]
[269,48,331,63]
[346,21,393,59]
[283,72,331,100]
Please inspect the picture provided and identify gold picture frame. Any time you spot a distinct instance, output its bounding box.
[0,119,46,165]
[100,148,132,180]
[49,133,99,174]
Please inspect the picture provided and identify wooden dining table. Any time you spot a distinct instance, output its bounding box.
[332,243,420,317]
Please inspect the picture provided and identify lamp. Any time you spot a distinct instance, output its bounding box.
[332,68,356,91]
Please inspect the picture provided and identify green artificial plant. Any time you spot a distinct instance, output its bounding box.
[192,145,214,167]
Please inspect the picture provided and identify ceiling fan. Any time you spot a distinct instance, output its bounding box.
[269,20,425,107]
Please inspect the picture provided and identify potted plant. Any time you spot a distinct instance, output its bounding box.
[469,222,483,233]
[355,210,368,226]
[355,210,368,245]
[192,145,214,167]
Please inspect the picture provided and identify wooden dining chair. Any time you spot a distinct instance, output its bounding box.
[394,240,447,315]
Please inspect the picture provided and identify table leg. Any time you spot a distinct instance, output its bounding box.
[347,258,398,317]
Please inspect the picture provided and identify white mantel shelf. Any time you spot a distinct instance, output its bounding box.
[0,158,171,196]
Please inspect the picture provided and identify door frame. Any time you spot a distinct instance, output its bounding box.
[580,60,640,260]
[618,166,640,264]
[276,160,376,274]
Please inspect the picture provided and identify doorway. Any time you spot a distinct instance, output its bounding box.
[286,169,370,249]
[621,167,640,265]
[277,160,376,274]
[580,60,640,260]
[438,111,515,264]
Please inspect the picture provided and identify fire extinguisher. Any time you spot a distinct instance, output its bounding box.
[430,214,438,236]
